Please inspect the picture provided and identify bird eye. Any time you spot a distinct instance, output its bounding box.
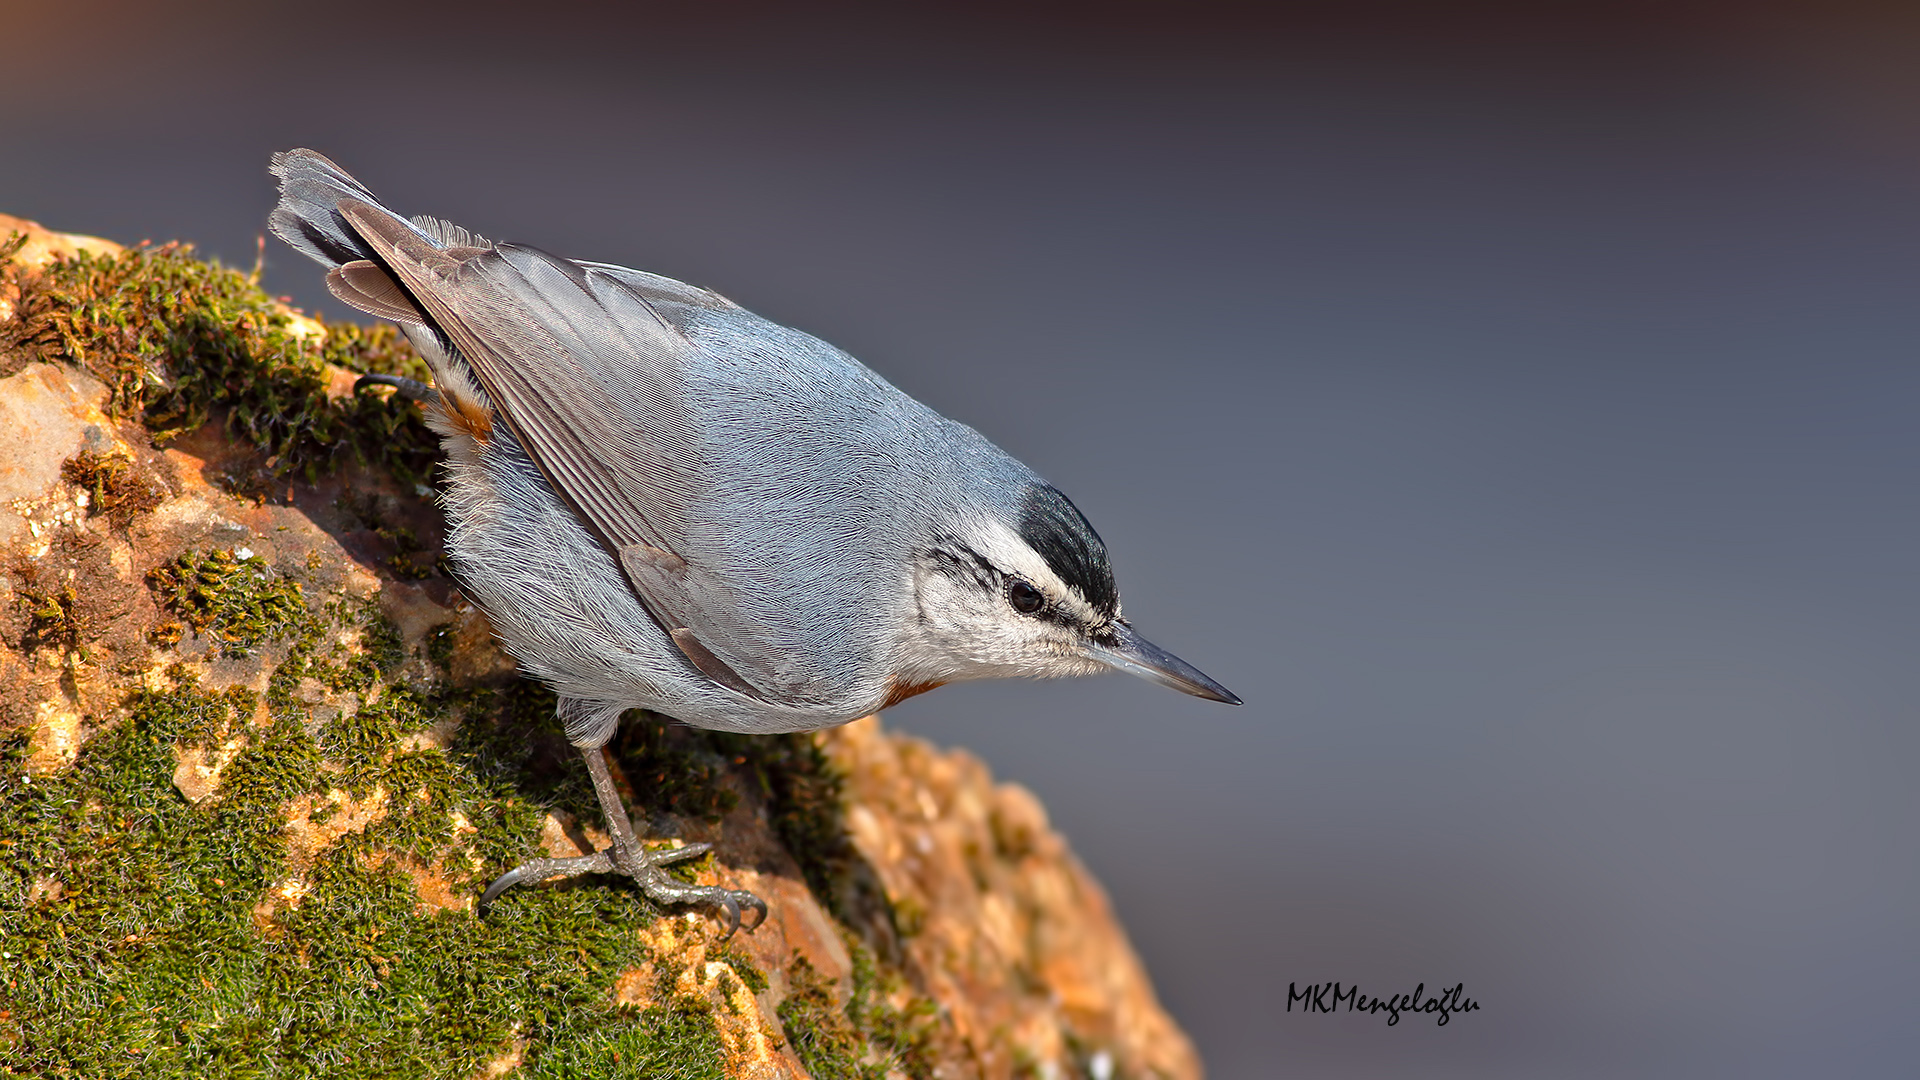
[1008,580,1045,615]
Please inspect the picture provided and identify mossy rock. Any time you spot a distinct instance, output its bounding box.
[0,222,1200,1080]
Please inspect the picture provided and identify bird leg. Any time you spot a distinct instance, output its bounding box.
[479,744,767,938]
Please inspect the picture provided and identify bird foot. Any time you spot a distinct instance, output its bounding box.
[479,839,768,939]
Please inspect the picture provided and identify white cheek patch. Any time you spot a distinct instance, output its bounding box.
[959,516,1103,627]
[899,560,1107,684]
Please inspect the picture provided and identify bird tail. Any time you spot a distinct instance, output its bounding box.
[270,149,498,328]
[270,149,488,268]
[268,149,395,268]
[268,149,497,441]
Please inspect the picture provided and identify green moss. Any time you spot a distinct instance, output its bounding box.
[0,237,949,1076]
[0,524,730,1073]
[612,718,740,827]
[59,448,168,529]
[710,942,768,994]
[844,938,940,1076]
[714,731,854,906]
[517,1000,729,1080]
[146,548,309,658]
[318,320,431,387]
[0,603,734,1078]
[0,239,438,487]
[772,939,939,1080]
[320,684,434,775]
[129,666,256,747]
[353,606,408,680]
[11,578,82,657]
[446,680,592,821]
[778,952,873,1080]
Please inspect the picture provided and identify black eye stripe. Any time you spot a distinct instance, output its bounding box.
[927,543,998,591]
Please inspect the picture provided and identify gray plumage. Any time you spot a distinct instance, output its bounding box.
[268,149,1236,933]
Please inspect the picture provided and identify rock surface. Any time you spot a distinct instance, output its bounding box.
[0,215,1202,1078]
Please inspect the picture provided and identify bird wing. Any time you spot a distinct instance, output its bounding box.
[336,198,822,705]
[570,260,744,324]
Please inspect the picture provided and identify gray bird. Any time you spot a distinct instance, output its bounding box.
[268,148,1238,936]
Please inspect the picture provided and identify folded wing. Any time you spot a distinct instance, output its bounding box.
[337,199,824,705]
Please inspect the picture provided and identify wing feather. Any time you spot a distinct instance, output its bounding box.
[334,198,815,704]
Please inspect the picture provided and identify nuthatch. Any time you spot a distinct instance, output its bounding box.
[269,149,1238,936]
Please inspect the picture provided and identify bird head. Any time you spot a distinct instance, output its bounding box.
[898,482,1239,705]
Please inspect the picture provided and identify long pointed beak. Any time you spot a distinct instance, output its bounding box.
[1086,622,1241,705]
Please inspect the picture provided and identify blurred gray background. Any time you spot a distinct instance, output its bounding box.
[5,1,1916,1074]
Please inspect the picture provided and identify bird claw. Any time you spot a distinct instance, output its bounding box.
[648,840,712,866]
[713,890,770,940]
[478,839,765,937]
[353,372,435,401]
[477,849,614,914]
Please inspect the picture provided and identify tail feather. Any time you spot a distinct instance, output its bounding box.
[270,149,490,426]
[271,148,493,266]
[268,149,391,267]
